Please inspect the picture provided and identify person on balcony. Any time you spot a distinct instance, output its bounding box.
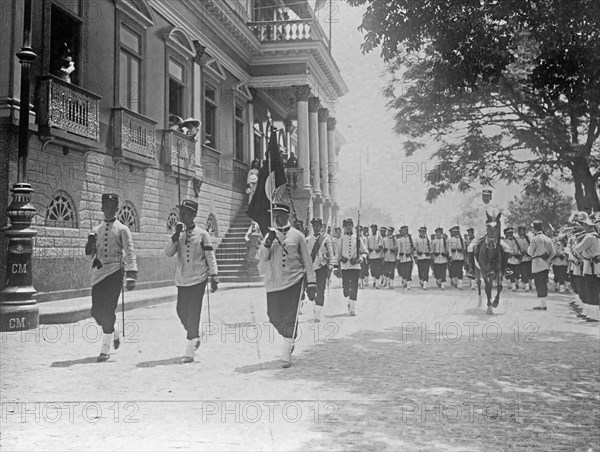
[246,159,260,205]
[169,114,183,131]
[285,151,298,190]
[181,118,201,139]
[55,55,75,83]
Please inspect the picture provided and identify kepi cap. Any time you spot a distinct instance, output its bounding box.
[310,217,323,225]
[504,227,514,234]
[177,199,198,214]
[102,193,119,204]
[449,226,459,232]
[482,189,493,195]
[269,202,290,214]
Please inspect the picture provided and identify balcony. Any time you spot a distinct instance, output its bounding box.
[112,107,157,167]
[161,129,197,180]
[37,75,101,151]
[248,19,328,44]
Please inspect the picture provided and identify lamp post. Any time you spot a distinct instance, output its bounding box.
[0,0,39,331]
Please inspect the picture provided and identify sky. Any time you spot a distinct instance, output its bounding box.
[314,1,556,231]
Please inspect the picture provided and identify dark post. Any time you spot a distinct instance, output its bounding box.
[0,0,39,331]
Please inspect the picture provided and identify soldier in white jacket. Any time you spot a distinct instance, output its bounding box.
[306,217,336,322]
[165,200,219,363]
[337,218,368,315]
[84,194,137,362]
[527,220,556,310]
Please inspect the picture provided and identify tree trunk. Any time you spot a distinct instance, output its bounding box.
[572,159,600,212]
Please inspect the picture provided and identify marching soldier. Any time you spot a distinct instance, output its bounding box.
[258,202,317,368]
[396,225,415,289]
[360,226,370,287]
[464,227,476,289]
[165,200,219,363]
[431,227,450,289]
[84,193,137,362]
[378,227,388,287]
[415,226,432,289]
[306,217,335,322]
[567,213,586,318]
[573,216,600,322]
[382,227,398,289]
[447,226,465,289]
[516,226,533,291]
[367,224,384,289]
[504,227,523,291]
[551,230,568,293]
[527,220,556,311]
[337,218,368,316]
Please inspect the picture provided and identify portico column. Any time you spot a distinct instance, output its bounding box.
[308,97,322,218]
[327,117,338,225]
[318,108,330,225]
[295,85,311,190]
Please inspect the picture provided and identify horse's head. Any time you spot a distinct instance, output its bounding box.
[485,212,502,247]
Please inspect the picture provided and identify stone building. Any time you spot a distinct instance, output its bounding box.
[0,0,347,299]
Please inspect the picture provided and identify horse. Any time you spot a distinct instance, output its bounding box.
[475,212,504,314]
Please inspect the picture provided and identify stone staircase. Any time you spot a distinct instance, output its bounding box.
[215,210,263,283]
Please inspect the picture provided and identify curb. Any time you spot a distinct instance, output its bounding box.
[39,282,265,325]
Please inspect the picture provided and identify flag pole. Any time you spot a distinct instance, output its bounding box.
[329,0,332,55]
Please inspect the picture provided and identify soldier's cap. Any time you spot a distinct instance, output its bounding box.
[418,226,427,232]
[517,225,527,231]
[177,199,198,214]
[435,226,443,232]
[569,211,589,224]
[342,218,353,226]
[504,227,514,234]
[400,225,409,230]
[269,202,290,214]
[531,220,543,229]
[387,227,395,232]
[101,193,119,204]
[482,189,493,195]
[310,217,323,225]
[380,226,387,231]
[181,117,201,128]
[449,226,460,232]
[467,227,474,231]
[370,224,378,228]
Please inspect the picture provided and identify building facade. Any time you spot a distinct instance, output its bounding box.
[0,0,347,299]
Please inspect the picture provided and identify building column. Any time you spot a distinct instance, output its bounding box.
[327,117,338,226]
[247,102,254,165]
[318,108,330,225]
[295,85,311,190]
[308,97,322,218]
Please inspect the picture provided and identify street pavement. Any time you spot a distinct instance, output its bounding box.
[1,280,599,451]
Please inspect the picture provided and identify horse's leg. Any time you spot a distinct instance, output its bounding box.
[485,275,494,314]
[476,270,482,307]
[492,274,502,308]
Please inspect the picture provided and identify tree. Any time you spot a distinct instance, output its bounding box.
[348,0,600,211]
[506,186,574,229]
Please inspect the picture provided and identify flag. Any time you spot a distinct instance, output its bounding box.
[246,128,287,235]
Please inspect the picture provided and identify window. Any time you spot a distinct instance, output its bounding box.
[117,202,139,232]
[169,58,185,119]
[119,24,142,112]
[48,4,82,85]
[204,85,217,148]
[45,191,78,228]
[234,104,245,161]
[254,130,262,162]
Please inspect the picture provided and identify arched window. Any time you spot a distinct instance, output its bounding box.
[45,191,78,228]
[166,210,179,231]
[117,201,139,232]
[205,214,218,236]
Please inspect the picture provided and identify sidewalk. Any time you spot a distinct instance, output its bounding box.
[38,282,265,325]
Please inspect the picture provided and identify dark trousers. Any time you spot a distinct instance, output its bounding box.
[507,263,520,283]
[571,273,581,295]
[533,270,549,298]
[370,258,383,279]
[552,265,567,285]
[315,266,328,307]
[397,261,413,280]
[342,269,360,301]
[383,261,396,279]
[433,263,447,282]
[520,261,532,283]
[176,281,207,340]
[360,259,369,278]
[91,269,123,334]
[581,275,600,306]
[417,260,430,282]
[448,261,464,279]
[267,279,303,339]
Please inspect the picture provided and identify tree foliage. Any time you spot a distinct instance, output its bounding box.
[506,187,574,229]
[348,0,600,211]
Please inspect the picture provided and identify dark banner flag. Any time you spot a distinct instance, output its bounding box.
[246,128,287,235]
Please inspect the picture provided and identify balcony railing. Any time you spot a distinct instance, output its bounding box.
[112,107,157,166]
[248,20,316,42]
[38,75,101,142]
[161,129,196,179]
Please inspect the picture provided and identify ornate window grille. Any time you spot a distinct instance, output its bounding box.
[45,191,78,228]
[117,202,139,232]
[166,211,179,231]
[206,214,218,236]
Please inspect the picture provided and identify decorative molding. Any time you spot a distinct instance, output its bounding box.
[192,40,206,64]
[327,117,337,131]
[117,0,155,29]
[308,97,320,113]
[294,85,312,102]
[318,108,329,122]
[162,27,196,60]
[204,57,227,81]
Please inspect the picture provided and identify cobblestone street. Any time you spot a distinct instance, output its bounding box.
[1,283,599,451]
